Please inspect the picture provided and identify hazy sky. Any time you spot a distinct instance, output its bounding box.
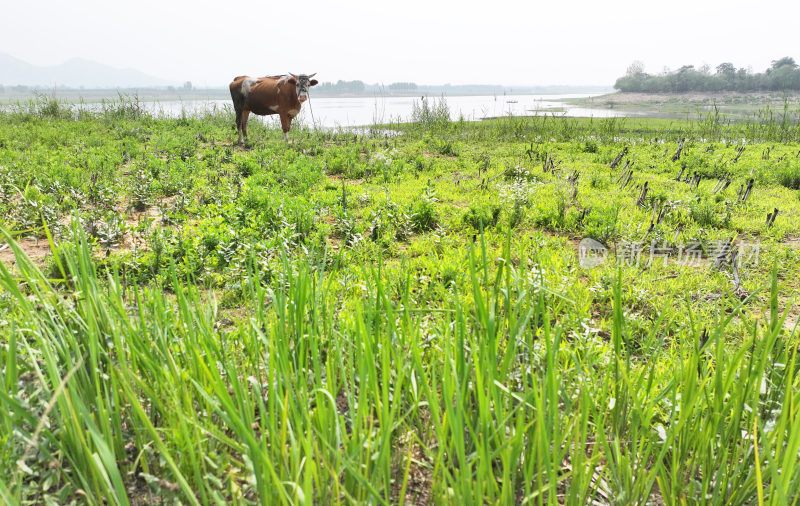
[2,0,798,87]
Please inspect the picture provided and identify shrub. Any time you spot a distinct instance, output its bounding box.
[129,170,154,211]
[282,199,317,243]
[507,203,525,229]
[235,155,259,177]
[409,189,439,232]
[583,140,599,153]
[334,209,360,245]
[582,205,620,244]
[411,96,451,127]
[504,165,535,182]
[589,172,608,189]
[532,189,569,230]
[776,161,800,190]
[425,136,459,157]
[324,147,359,176]
[368,201,414,243]
[689,197,729,228]
[462,203,502,230]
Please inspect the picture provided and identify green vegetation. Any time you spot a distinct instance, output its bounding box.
[615,57,800,93]
[1,97,800,504]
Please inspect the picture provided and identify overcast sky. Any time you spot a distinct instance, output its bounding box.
[1,0,797,87]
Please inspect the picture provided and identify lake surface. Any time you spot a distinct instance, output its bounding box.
[120,93,631,129]
[1,93,635,128]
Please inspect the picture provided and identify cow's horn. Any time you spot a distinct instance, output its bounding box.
[289,72,298,79]
[308,73,317,78]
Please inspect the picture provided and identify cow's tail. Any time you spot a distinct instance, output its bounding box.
[230,83,243,108]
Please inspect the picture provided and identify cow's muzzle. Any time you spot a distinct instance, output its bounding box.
[298,95,308,103]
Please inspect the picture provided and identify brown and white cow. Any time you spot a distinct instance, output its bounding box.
[229,73,318,144]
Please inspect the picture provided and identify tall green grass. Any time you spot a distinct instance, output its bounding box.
[393,103,800,144]
[1,225,798,504]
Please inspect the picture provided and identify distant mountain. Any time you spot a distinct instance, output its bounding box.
[0,53,177,88]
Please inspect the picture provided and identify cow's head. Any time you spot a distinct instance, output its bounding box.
[288,73,318,103]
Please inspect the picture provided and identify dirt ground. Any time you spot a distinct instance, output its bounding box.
[0,237,53,269]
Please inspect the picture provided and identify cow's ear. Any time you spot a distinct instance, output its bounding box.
[288,77,297,85]
[309,79,318,86]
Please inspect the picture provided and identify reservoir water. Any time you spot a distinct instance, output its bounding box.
[115,93,629,129]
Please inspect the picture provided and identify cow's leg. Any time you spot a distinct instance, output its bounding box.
[230,87,245,145]
[241,109,251,143]
[234,109,243,145]
[279,113,292,142]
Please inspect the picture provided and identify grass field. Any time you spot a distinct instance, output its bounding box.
[1,97,800,504]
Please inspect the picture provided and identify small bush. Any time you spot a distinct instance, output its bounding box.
[274,158,323,195]
[504,165,535,182]
[583,140,599,153]
[129,170,154,211]
[283,199,317,243]
[411,96,451,127]
[235,155,259,177]
[20,93,75,120]
[334,209,360,245]
[776,161,800,190]
[689,198,729,228]
[425,136,459,157]
[409,189,439,232]
[507,203,525,229]
[583,205,620,244]
[324,148,359,176]
[589,172,608,189]
[462,203,502,231]
[532,189,570,230]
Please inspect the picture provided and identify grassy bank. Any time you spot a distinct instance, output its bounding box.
[565,91,800,121]
[1,101,799,504]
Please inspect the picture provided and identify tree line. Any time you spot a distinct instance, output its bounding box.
[313,80,420,94]
[614,57,800,93]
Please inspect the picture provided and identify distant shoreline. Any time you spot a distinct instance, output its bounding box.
[563,90,800,116]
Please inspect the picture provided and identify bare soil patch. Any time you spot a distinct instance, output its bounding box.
[784,235,800,250]
[0,237,53,268]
